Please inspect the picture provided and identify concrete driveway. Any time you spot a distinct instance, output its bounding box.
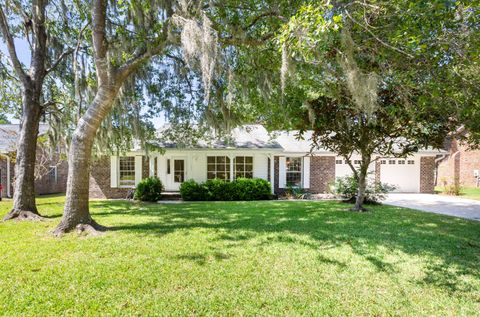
[384,194,480,221]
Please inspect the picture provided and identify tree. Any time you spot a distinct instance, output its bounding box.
[278,1,471,210]
[0,0,81,220]
[53,0,172,235]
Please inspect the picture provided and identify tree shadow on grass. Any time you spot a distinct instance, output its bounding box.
[93,200,480,295]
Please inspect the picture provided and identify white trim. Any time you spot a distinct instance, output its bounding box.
[270,155,275,194]
[134,156,143,186]
[6,155,11,197]
[149,156,155,177]
[303,156,310,188]
[110,156,118,188]
[279,157,286,188]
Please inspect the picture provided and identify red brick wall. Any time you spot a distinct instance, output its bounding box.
[35,160,68,195]
[309,156,335,193]
[89,156,130,199]
[437,138,480,188]
[420,156,435,193]
[274,155,335,195]
[89,156,150,199]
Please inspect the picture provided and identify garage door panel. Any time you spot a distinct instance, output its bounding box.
[380,159,419,193]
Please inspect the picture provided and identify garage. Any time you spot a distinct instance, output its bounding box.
[379,157,420,193]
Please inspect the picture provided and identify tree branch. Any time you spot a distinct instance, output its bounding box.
[46,48,74,74]
[345,10,414,59]
[0,5,27,81]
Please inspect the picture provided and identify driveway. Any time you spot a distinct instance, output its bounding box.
[384,193,480,221]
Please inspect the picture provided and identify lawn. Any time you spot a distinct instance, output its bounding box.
[436,186,480,200]
[0,195,479,316]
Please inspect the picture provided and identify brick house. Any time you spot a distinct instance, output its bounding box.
[437,135,480,188]
[0,124,68,199]
[90,125,442,199]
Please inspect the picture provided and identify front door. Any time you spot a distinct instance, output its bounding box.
[168,158,186,191]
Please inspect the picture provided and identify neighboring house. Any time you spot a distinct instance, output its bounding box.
[90,125,442,199]
[0,124,68,198]
[437,134,480,188]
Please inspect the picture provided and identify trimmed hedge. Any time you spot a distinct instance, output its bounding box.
[134,177,164,202]
[180,178,272,201]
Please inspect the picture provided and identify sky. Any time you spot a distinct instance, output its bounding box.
[1,39,167,128]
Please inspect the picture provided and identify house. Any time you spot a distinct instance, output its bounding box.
[90,125,442,199]
[437,134,480,188]
[0,124,68,198]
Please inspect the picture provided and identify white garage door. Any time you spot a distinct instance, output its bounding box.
[380,158,420,193]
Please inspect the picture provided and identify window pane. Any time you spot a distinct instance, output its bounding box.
[235,156,244,163]
[245,156,253,164]
[119,157,135,186]
[245,164,253,172]
[217,156,225,163]
[207,172,215,180]
[174,160,184,183]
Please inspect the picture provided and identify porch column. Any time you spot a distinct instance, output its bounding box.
[229,154,234,182]
[6,155,11,197]
[270,154,275,194]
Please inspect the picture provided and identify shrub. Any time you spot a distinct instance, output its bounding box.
[333,175,395,204]
[134,177,164,202]
[180,178,272,201]
[440,176,462,196]
[179,179,208,201]
[284,186,310,200]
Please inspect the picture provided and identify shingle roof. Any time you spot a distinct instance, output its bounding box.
[0,124,49,153]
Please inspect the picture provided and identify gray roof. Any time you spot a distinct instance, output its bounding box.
[0,124,49,153]
[153,124,445,155]
[155,125,282,150]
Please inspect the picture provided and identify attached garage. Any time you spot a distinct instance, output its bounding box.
[379,158,420,193]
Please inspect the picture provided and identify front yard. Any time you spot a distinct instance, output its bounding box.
[0,195,479,316]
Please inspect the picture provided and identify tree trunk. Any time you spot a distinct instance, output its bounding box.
[53,87,118,235]
[3,87,44,221]
[352,169,368,211]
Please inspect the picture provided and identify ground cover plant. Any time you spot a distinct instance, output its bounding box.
[0,195,479,316]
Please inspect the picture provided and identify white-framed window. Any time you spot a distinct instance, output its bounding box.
[207,156,231,181]
[286,157,302,187]
[335,159,343,164]
[407,160,415,165]
[119,156,135,187]
[381,160,387,165]
[234,156,253,179]
[398,160,406,165]
[389,160,396,165]
[48,166,58,183]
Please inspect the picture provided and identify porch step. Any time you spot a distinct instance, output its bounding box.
[160,191,182,200]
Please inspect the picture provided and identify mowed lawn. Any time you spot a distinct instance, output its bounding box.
[0,196,479,316]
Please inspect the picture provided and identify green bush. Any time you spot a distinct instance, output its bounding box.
[180,178,272,201]
[179,179,209,201]
[333,175,395,204]
[134,177,164,202]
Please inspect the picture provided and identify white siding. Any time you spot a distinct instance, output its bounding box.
[110,156,118,188]
[279,157,286,188]
[303,156,310,188]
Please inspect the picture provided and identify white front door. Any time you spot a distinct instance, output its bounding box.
[166,157,186,191]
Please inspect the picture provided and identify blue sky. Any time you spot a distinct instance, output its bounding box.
[1,39,166,128]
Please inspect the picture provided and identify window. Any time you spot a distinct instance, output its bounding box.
[381,160,387,165]
[388,160,396,165]
[174,160,185,183]
[354,160,362,165]
[234,156,253,179]
[408,160,415,165]
[398,160,406,165]
[119,157,135,187]
[286,157,302,187]
[167,159,171,174]
[48,166,57,183]
[335,159,343,164]
[207,156,231,181]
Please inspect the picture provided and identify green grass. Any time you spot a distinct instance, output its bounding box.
[0,195,479,316]
[436,186,480,200]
